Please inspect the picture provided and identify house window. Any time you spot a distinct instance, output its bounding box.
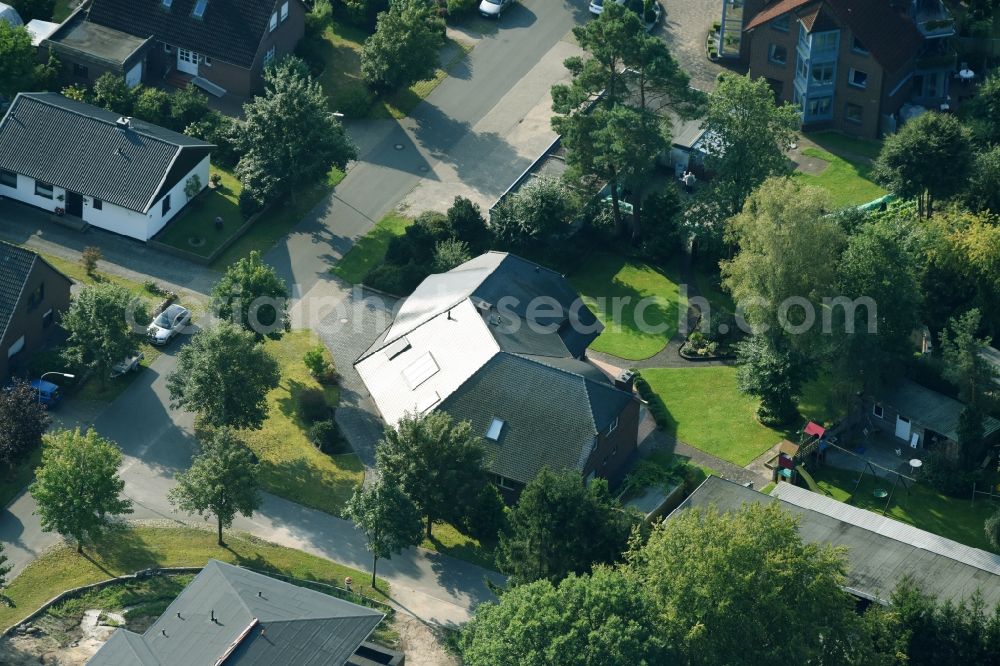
[0,168,15,188]
[269,11,278,32]
[163,43,173,53]
[263,46,276,66]
[495,475,515,490]
[35,180,53,199]
[852,37,868,54]
[203,56,212,67]
[486,418,504,442]
[192,0,208,18]
[92,198,103,210]
[845,102,863,124]
[27,283,44,310]
[810,63,834,85]
[606,417,619,436]
[806,96,832,118]
[771,14,790,32]
[848,68,868,89]
[162,0,172,7]
[42,308,54,328]
[768,44,787,65]
[72,62,89,79]
[812,31,838,52]
[162,194,171,215]
[796,56,808,80]
[280,1,289,21]
[873,403,884,418]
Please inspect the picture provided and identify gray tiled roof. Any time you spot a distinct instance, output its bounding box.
[676,477,1000,608]
[440,353,633,484]
[0,93,213,213]
[0,242,36,344]
[88,0,286,69]
[88,560,383,666]
[884,379,1000,441]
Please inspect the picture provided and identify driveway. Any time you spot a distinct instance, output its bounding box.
[658,0,728,91]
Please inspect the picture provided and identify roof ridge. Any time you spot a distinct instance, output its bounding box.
[16,93,185,150]
[0,244,37,343]
[208,560,258,619]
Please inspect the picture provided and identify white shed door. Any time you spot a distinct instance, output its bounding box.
[125,61,143,88]
[7,335,24,358]
[895,416,911,441]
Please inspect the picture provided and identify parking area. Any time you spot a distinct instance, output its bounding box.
[658,0,729,91]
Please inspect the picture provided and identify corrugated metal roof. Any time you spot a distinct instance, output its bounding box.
[0,93,212,213]
[672,477,1000,607]
[88,560,383,665]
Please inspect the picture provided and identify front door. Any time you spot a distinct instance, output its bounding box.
[65,191,83,218]
[177,49,199,76]
[895,415,911,441]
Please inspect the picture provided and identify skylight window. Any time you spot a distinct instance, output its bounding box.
[161,0,173,8]
[192,0,208,18]
[486,418,504,442]
[383,337,411,360]
[402,352,439,389]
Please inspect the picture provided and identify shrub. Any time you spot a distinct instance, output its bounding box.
[238,189,264,219]
[635,372,670,430]
[82,246,102,276]
[303,346,337,383]
[186,112,241,170]
[433,238,471,272]
[364,261,429,296]
[309,419,350,455]
[456,483,507,544]
[918,451,981,497]
[446,0,477,14]
[143,279,164,295]
[297,387,330,424]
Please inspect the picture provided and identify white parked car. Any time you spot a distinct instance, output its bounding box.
[479,0,514,18]
[147,304,191,346]
[111,352,144,378]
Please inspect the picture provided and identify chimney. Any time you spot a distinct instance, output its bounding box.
[210,609,215,623]
[115,116,131,130]
[176,612,182,620]
[257,591,262,597]
[161,629,167,637]
[615,369,636,392]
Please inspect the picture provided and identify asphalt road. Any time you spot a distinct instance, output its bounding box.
[2,1,591,625]
[265,0,588,295]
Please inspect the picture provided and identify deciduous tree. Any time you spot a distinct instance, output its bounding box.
[446,196,491,253]
[0,380,50,466]
[0,22,35,99]
[701,73,800,221]
[489,176,580,249]
[168,429,261,546]
[497,468,636,585]
[211,250,289,339]
[461,567,669,666]
[30,428,133,553]
[167,322,280,430]
[61,284,147,387]
[91,73,133,114]
[345,478,423,587]
[735,333,808,426]
[872,112,973,218]
[360,0,444,92]
[374,411,487,538]
[237,57,356,205]
[939,309,997,467]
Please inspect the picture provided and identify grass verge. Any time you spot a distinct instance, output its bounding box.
[0,526,388,631]
[810,465,999,552]
[572,253,686,361]
[330,213,412,284]
[239,330,364,516]
[421,522,496,570]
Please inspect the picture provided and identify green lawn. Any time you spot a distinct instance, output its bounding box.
[331,213,412,284]
[572,253,686,361]
[793,146,886,209]
[239,330,364,516]
[808,130,883,161]
[421,522,496,570]
[312,20,471,120]
[155,168,242,260]
[691,266,735,313]
[810,466,999,553]
[0,526,388,632]
[210,168,342,269]
[641,367,786,466]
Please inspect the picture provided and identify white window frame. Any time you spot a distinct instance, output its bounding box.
[280,1,289,21]
[848,68,868,89]
[768,43,787,65]
[162,0,173,8]
[263,46,276,66]
[486,418,504,442]
[873,403,884,419]
[269,11,278,32]
[163,43,173,53]
[34,180,53,199]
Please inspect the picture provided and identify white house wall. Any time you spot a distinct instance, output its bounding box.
[0,155,211,241]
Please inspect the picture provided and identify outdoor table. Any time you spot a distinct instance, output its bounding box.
[874,488,888,499]
[909,459,923,471]
[959,68,975,81]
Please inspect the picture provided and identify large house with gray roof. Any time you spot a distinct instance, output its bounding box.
[89,560,389,666]
[676,477,1000,607]
[356,252,640,501]
[0,242,71,384]
[0,92,213,241]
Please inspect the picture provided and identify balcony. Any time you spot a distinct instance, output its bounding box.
[912,0,955,38]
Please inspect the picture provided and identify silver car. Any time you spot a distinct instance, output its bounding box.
[147,304,191,346]
[479,0,513,18]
